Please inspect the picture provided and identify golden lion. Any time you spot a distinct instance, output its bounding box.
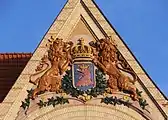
[30,38,73,99]
[91,38,138,100]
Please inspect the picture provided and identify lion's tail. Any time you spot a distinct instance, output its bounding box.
[116,62,137,83]
[29,62,50,85]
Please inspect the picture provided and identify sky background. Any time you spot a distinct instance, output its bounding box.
[0,0,168,97]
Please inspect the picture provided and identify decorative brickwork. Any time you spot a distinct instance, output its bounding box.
[0,0,168,120]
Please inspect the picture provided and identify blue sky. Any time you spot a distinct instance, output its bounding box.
[0,0,168,97]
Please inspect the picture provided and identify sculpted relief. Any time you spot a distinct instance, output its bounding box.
[30,38,73,99]
[90,38,138,100]
[29,36,139,100]
[20,36,149,118]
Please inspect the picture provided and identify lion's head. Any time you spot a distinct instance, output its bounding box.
[90,38,117,63]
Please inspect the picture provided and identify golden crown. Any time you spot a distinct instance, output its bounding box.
[71,38,93,59]
[78,64,89,69]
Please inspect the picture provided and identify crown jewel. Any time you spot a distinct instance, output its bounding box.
[72,38,93,59]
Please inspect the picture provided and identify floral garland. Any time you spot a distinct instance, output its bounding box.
[61,69,107,98]
[21,69,148,114]
[101,96,131,106]
[37,96,69,108]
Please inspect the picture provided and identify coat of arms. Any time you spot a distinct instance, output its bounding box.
[24,37,148,113]
[28,37,139,101]
[71,38,96,91]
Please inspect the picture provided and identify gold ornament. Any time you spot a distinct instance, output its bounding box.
[91,38,138,101]
[71,38,93,59]
[30,37,73,99]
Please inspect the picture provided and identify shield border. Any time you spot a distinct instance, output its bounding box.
[72,61,96,91]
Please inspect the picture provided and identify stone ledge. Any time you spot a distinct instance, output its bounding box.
[57,9,73,21]
[119,47,135,61]
[30,47,48,61]
[0,103,12,116]
[65,0,79,8]
[3,84,33,120]
[82,0,95,8]
[115,36,126,47]
[148,87,166,100]
[137,74,156,88]
[50,20,65,33]
[3,88,22,103]
[127,60,145,74]
[11,74,30,89]
[89,8,105,21]
[98,21,115,33]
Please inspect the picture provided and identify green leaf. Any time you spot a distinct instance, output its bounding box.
[37,100,45,108]
[21,101,27,110]
[139,98,148,109]
[25,98,30,103]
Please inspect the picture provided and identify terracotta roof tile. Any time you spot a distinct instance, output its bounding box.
[0,53,32,60]
[0,53,32,102]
